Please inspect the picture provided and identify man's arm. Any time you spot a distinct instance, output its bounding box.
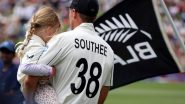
[23,76,40,104]
[98,86,110,104]
[98,57,114,104]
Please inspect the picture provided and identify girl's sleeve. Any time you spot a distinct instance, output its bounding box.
[19,64,54,76]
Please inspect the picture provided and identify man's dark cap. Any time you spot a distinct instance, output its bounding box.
[70,0,99,17]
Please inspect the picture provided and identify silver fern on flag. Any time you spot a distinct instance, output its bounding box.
[95,13,152,43]
[95,13,153,65]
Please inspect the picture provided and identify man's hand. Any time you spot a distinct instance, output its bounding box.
[23,75,40,104]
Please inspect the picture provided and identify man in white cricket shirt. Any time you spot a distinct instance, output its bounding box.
[22,0,114,104]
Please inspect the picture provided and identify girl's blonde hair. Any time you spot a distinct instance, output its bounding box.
[16,6,61,58]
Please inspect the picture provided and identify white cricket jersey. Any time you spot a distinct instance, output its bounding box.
[17,35,47,90]
[27,23,114,104]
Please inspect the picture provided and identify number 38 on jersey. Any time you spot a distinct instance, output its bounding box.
[71,58,102,98]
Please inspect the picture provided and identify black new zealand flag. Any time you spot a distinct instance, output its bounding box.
[94,0,181,89]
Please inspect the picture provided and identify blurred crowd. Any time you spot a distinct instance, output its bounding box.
[0,0,122,43]
[162,0,185,66]
[0,0,185,103]
[0,41,23,104]
[158,0,185,83]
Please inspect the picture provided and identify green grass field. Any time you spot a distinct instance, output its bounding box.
[105,81,185,104]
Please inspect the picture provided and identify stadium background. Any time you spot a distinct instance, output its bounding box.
[0,0,185,104]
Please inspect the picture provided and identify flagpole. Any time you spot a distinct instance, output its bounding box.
[160,0,185,54]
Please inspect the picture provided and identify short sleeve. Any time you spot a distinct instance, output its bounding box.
[103,64,114,86]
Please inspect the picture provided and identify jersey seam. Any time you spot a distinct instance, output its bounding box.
[47,48,63,65]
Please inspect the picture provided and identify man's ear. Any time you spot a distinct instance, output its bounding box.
[72,9,77,19]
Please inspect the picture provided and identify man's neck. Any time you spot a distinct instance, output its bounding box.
[72,19,84,29]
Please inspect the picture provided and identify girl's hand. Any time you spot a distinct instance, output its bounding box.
[50,67,56,77]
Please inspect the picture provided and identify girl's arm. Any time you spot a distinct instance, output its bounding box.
[19,64,55,77]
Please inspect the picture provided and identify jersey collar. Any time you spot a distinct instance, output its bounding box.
[74,23,96,32]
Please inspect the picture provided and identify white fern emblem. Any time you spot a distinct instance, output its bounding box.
[95,13,152,42]
[95,13,153,65]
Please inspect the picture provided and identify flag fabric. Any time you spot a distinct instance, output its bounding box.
[94,0,182,89]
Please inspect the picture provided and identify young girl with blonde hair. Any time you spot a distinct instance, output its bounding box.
[16,6,61,104]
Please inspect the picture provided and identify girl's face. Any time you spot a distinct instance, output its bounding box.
[41,24,61,42]
[50,23,61,35]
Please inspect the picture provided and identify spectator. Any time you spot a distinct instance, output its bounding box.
[0,40,24,104]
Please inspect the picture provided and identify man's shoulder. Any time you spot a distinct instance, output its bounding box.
[53,30,79,43]
[96,35,114,52]
[54,30,75,39]
[48,31,76,47]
